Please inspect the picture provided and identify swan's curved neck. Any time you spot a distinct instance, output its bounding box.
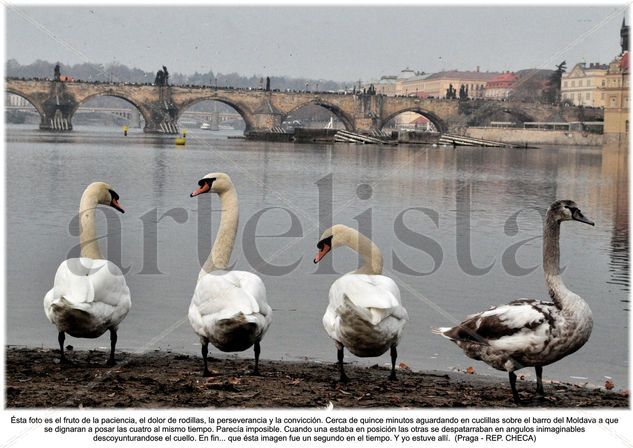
[79,190,103,260]
[202,187,238,275]
[543,216,573,309]
[341,230,383,275]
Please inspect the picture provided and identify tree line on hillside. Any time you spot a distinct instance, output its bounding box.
[6,59,346,92]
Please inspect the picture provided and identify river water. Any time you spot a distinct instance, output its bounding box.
[5,124,629,389]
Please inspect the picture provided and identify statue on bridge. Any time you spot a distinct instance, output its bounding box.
[446,83,457,99]
[154,66,170,86]
[162,66,169,85]
[53,64,61,81]
[458,84,469,100]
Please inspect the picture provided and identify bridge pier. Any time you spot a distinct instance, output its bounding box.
[40,82,74,131]
[141,86,179,134]
[243,99,284,135]
[352,117,379,135]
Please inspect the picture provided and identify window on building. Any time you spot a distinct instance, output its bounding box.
[563,81,567,88]
[610,97,617,107]
[602,80,605,87]
[586,92,590,100]
[571,80,575,87]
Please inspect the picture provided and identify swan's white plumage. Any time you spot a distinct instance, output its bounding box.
[44,257,131,337]
[188,270,272,347]
[323,273,408,357]
[187,173,272,369]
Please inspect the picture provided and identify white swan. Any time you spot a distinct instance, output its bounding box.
[433,200,594,402]
[313,225,409,381]
[43,182,131,366]
[188,172,272,376]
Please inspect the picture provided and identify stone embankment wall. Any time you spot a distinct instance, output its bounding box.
[466,127,604,146]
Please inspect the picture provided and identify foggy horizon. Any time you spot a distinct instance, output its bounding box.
[5,5,630,83]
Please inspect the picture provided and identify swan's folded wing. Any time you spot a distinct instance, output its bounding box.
[192,271,262,320]
[230,271,271,317]
[52,258,96,304]
[443,300,554,350]
[330,274,404,325]
[86,259,130,307]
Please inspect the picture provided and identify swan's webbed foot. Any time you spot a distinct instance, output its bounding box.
[200,340,214,377]
[389,346,398,381]
[509,371,522,404]
[336,347,349,383]
[56,332,72,365]
[535,366,545,396]
[106,328,118,368]
[251,341,261,376]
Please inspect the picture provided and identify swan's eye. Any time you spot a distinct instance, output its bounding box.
[198,178,216,187]
[317,236,333,249]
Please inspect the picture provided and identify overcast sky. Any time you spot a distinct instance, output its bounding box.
[5,4,629,82]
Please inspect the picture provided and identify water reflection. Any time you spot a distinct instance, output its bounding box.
[603,143,629,299]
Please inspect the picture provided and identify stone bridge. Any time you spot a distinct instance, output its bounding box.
[6,78,596,135]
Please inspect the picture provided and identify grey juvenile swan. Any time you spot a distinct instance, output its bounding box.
[433,200,594,403]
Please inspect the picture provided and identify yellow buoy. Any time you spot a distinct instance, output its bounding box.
[123,125,128,136]
[175,137,186,145]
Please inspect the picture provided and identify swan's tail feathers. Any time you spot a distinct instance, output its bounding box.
[51,296,88,314]
[52,297,92,329]
[213,313,260,352]
[432,326,454,339]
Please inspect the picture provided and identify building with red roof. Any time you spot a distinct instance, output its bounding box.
[484,72,518,99]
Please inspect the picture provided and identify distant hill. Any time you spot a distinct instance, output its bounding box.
[510,68,555,102]
[5,59,348,92]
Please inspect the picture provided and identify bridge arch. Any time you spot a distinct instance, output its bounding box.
[284,100,354,131]
[72,92,151,127]
[380,108,447,133]
[5,88,46,119]
[176,97,254,131]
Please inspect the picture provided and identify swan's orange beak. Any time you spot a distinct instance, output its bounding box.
[190,183,211,197]
[313,244,331,264]
[110,198,125,213]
